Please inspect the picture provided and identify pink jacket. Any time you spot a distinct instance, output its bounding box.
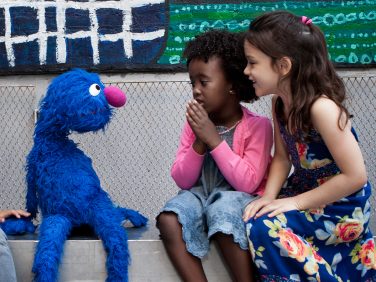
[171,106,273,195]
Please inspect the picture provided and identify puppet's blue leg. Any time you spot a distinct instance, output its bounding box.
[32,215,72,282]
[90,199,129,282]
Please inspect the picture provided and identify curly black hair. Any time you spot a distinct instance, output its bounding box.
[183,29,257,103]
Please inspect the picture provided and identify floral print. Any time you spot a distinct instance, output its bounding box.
[358,240,376,270]
[296,142,332,170]
[246,120,376,281]
[278,228,309,262]
[335,220,364,243]
[351,238,376,277]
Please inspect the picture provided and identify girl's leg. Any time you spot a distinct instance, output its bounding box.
[157,212,207,282]
[213,232,255,282]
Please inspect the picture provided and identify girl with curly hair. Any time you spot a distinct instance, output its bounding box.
[157,29,273,281]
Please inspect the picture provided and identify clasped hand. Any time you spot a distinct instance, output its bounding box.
[186,100,221,150]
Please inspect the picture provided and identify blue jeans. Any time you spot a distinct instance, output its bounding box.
[0,228,17,282]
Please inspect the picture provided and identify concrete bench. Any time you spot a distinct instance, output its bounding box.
[1,70,375,281]
[8,226,231,282]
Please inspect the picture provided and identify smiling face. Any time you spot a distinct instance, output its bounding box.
[188,56,234,116]
[243,40,281,97]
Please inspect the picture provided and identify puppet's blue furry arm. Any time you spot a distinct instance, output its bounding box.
[0,217,36,235]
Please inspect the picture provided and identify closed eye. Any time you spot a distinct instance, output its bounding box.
[189,80,209,87]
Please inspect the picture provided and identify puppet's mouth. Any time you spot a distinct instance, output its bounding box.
[79,108,107,117]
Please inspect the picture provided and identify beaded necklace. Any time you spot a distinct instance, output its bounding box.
[217,119,241,135]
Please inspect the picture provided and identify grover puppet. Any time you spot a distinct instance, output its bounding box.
[2,69,147,282]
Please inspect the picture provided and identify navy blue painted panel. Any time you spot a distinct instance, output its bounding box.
[65,8,90,34]
[45,7,57,32]
[131,4,166,33]
[0,42,7,67]
[99,40,125,64]
[13,40,40,66]
[46,36,57,64]
[97,8,123,35]
[66,38,93,66]
[131,37,164,64]
[0,8,4,37]
[0,1,169,73]
[10,7,38,36]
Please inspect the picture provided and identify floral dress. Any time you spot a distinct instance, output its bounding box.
[246,118,376,282]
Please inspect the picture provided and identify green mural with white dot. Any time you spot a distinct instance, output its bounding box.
[159,1,376,67]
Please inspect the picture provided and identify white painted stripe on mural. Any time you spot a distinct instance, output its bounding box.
[0,0,166,66]
[126,0,165,8]
[2,28,166,44]
[122,6,133,58]
[38,5,47,65]
[56,0,67,64]
[98,29,165,42]
[0,32,58,44]
[89,7,100,65]
[1,28,166,44]
[4,7,15,67]
[132,29,165,41]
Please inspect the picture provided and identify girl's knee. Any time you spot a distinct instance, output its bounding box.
[156,212,180,235]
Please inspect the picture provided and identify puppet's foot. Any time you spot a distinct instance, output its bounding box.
[118,207,148,227]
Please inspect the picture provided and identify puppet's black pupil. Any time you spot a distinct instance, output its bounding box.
[95,85,100,90]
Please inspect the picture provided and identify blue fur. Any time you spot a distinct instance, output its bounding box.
[21,69,147,282]
[0,217,36,235]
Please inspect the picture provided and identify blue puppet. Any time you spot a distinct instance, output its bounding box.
[1,69,147,282]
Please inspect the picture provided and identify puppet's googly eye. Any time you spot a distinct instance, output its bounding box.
[89,84,101,96]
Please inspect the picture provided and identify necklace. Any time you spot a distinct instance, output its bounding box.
[217,120,241,135]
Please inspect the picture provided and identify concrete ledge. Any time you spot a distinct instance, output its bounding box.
[8,225,231,282]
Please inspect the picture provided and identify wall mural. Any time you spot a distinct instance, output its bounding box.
[0,0,374,74]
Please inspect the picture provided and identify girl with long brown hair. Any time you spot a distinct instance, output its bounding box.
[243,11,375,281]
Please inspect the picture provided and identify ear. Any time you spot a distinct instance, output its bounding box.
[277,56,292,76]
[228,83,235,95]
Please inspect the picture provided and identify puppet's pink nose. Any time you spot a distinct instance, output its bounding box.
[104,86,126,107]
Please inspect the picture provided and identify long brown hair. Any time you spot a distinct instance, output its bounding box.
[245,11,349,136]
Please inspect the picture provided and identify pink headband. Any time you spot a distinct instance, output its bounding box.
[301,16,313,25]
